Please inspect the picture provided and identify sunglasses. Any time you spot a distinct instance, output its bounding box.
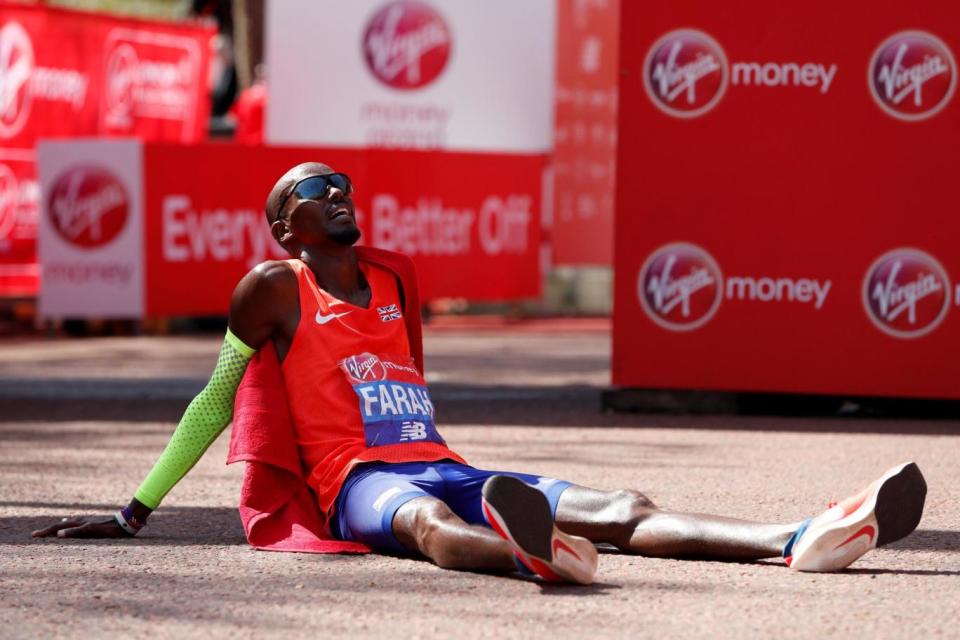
[276,173,353,219]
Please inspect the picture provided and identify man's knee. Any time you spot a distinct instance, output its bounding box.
[608,489,657,527]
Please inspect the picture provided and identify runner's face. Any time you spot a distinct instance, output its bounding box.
[280,171,360,247]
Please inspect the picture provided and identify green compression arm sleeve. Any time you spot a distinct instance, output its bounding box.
[133,329,256,510]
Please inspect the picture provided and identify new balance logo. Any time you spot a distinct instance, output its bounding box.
[316,310,353,325]
[378,304,402,322]
[399,420,428,441]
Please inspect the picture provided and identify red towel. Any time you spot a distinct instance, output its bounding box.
[226,247,425,553]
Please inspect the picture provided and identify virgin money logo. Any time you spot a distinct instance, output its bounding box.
[363,1,452,90]
[869,31,957,121]
[341,353,388,383]
[103,34,197,130]
[863,248,951,339]
[47,167,129,249]
[0,21,88,139]
[0,162,18,240]
[0,21,35,139]
[104,43,139,128]
[643,29,728,118]
[638,242,723,331]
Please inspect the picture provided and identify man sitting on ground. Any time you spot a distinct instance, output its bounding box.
[33,163,928,583]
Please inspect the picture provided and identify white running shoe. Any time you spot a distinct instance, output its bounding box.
[481,475,598,585]
[786,462,926,572]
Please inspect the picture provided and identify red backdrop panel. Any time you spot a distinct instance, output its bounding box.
[551,0,618,266]
[143,144,544,316]
[613,0,960,399]
[0,151,38,296]
[0,3,212,296]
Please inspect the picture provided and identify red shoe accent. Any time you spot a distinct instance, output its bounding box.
[527,556,564,582]
[484,502,565,582]
[552,537,583,562]
[482,504,508,539]
[833,525,876,550]
[785,555,793,567]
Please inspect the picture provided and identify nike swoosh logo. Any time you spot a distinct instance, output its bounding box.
[315,310,352,325]
[834,524,876,550]
[552,537,582,562]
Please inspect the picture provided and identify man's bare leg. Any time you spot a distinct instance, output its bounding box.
[555,486,798,560]
[392,496,517,571]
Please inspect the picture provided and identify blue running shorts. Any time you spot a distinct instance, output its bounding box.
[331,461,573,554]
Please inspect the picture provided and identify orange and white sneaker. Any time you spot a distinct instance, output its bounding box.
[785,462,927,572]
[481,475,598,585]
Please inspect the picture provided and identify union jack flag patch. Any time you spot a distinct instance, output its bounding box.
[378,304,402,322]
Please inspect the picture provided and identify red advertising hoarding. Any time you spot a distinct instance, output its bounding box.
[551,0,619,266]
[0,149,38,296]
[0,3,212,297]
[144,145,544,314]
[613,1,960,399]
[38,140,545,319]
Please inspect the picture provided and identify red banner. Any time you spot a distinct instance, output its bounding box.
[0,148,38,296]
[142,145,544,315]
[0,3,212,296]
[551,0,618,266]
[613,1,960,399]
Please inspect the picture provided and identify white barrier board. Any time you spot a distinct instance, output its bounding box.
[37,139,144,318]
[266,0,556,152]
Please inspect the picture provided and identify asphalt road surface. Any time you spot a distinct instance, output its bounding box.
[1,322,957,638]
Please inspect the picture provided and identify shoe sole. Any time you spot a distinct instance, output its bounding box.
[481,475,597,584]
[875,461,927,547]
[482,475,555,560]
[791,462,926,572]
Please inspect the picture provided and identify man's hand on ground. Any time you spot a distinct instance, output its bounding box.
[31,517,129,539]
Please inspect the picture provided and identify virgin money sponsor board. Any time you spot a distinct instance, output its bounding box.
[551,0,619,266]
[99,28,206,141]
[266,0,555,152]
[0,5,211,145]
[37,140,144,318]
[0,3,212,297]
[614,2,960,399]
[38,141,544,317]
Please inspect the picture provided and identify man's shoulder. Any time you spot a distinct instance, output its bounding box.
[234,260,298,303]
[251,259,296,280]
[228,260,299,346]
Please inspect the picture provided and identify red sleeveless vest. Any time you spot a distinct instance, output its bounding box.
[281,259,465,517]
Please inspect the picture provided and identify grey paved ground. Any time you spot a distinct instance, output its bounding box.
[1,327,958,639]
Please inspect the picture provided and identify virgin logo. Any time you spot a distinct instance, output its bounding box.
[644,29,728,118]
[341,353,388,383]
[104,38,194,128]
[869,31,956,121]
[0,21,35,139]
[363,1,451,90]
[48,167,129,248]
[638,242,723,331]
[863,248,951,339]
[104,43,139,127]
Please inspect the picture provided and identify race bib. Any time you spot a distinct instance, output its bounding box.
[339,352,445,448]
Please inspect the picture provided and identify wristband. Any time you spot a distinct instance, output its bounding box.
[114,506,146,537]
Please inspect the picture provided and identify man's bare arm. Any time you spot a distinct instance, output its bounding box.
[32,262,297,539]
